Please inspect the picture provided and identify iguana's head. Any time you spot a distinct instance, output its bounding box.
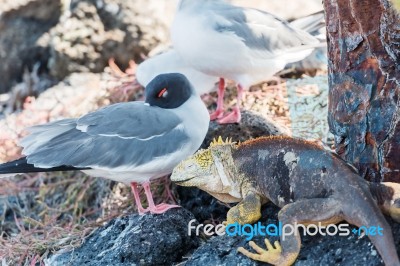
[171,137,238,195]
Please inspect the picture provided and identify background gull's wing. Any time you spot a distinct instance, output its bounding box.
[289,10,325,37]
[210,4,319,57]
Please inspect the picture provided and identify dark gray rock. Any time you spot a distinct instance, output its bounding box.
[48,0,168,80]
[0,0,61,93]
[0,191,38,233]
[176,186,230,224]
[0,0,169,93]
[186,235,257,266]
[47,208,200,266]
[186,203,400,266]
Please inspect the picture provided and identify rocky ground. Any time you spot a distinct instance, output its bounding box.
[0,0,399,265]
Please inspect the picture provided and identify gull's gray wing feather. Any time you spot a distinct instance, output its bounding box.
[210,4,318,53]
[21,102,189,169]
[77,102,181,139]
[289,11,325,35]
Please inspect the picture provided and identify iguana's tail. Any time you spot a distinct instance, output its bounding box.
[343,181,399,266]
[369,182,400,223]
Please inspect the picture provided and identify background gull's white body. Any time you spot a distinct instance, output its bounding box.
[172,0,319,87]
[136,50,218,95]
[171,0,320,123]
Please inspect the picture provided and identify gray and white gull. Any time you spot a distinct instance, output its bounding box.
[0,73,210,215]
[171,0,322,123]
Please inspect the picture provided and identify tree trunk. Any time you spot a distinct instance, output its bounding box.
[323,0,400,182]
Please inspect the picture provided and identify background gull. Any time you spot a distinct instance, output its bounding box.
[0,73,210,215]
[136,49,219,95]
[171,0,322,123]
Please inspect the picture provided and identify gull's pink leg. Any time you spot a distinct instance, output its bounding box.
[161,176,177,203]
[130,182,148,215]
[218,84,243,124]
[210,78,226,120]
[142,181,180,214]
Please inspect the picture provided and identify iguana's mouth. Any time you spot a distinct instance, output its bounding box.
[174,176,196,185]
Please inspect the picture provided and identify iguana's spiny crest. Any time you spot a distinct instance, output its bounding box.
[177,136,236,172]
[209,136,235,147]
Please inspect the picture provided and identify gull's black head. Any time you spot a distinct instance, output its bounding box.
[145,73,195,109]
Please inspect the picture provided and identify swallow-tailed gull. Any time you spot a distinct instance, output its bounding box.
[136,49,219,95]
[171,0,321,123]
[0,73,210,215]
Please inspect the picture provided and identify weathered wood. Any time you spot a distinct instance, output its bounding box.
[324,0,400,182]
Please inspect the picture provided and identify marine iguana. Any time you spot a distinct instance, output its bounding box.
[170,136,400,266]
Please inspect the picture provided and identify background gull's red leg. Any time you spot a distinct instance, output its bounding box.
[210,78,226,120]
[218,84,243,124]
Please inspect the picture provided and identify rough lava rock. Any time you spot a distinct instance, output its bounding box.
[46,208,200,265]
[48,0,168,79]
[0,0,169,93]
[186,235,257,266]
[0,191,38,233]
[176,186,231,224]
[186,203,400,266]
[0,0,61,93]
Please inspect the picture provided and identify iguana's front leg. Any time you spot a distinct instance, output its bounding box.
[226,191,262,225]
[238,198,341,266]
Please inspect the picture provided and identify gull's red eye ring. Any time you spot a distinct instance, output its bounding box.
[158,88,168,98]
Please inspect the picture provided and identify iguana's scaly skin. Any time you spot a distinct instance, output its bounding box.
[171,136,400,266]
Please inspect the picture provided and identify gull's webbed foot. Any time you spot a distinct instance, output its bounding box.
[217,107,241,124]
[210,108,225,120]
[148,203,180,214]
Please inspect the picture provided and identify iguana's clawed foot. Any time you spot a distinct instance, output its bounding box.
[238,239,292,266]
